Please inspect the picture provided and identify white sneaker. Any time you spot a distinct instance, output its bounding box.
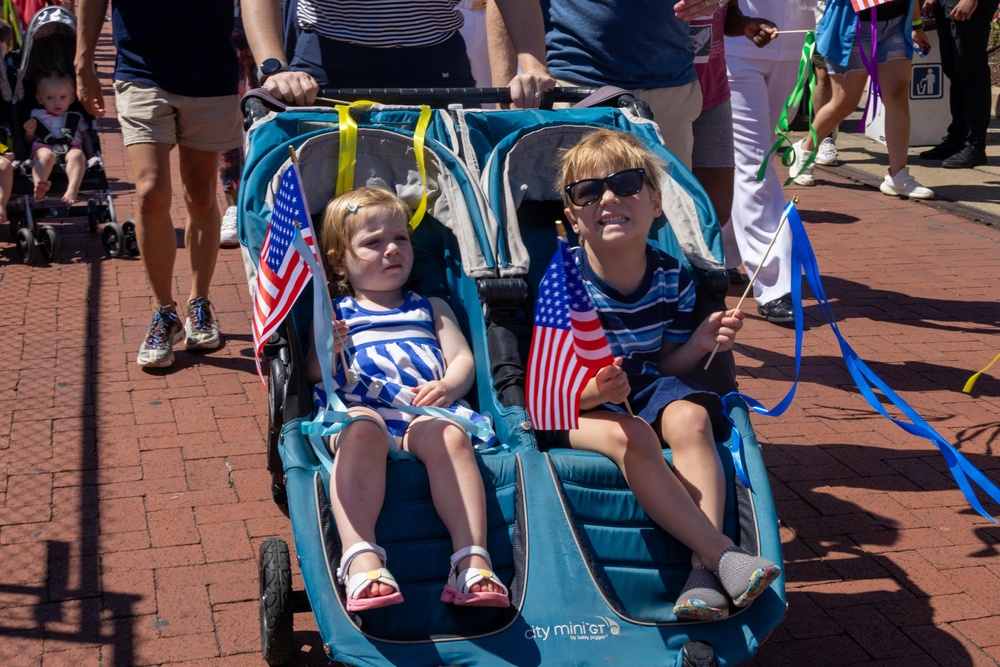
[879,167,934,200]
[815,137,838,166]
[220,205,239,248]
[789,139,815,186]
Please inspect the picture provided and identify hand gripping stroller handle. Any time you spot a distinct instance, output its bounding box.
[315,86,600,108]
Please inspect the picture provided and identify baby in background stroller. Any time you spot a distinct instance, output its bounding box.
[23,70,92,203]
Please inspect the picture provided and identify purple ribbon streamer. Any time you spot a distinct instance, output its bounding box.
[857,7,882,131]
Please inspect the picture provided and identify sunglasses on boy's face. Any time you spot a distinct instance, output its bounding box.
[565,168,648,207]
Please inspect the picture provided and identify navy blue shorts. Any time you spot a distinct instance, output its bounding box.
[290,29,475,88]
[605,375,730,442]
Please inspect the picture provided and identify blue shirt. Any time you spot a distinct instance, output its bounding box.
[575,244,696,382]
[112,0,237,97]
[541,0,696,89]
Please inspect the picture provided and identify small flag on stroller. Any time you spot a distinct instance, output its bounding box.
[526,239,615,431]
[850,0,892,11]
[252,162,322,360]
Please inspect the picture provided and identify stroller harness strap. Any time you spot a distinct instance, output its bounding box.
[34,112,83,158]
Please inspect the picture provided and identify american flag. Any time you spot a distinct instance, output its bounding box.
[850,0,892,11]
[252,162,321,359]
[526,239,615,430]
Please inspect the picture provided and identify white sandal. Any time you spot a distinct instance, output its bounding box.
[440,545,510,608]
[336,541,404,612]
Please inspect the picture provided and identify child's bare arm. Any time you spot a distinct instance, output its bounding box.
[414,297,475,407]
[580,358,630,411]
[23,118,36,142]
[658,308,744,377]
[305,318,349,385]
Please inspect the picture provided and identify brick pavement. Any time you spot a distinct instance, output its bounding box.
[1,24,1000,667]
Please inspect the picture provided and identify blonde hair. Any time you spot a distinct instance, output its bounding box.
[557,128,665,209]
[319,186,412,293]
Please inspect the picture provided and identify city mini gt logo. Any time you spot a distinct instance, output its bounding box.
[525,616,621,641]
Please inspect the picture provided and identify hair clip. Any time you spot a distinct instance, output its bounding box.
[347,203,358,213]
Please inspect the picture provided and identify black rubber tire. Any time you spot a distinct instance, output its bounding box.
[259,538,294,666]
[681,641,718,667]
[102,222,123,258]
[38,225,59,262]
[122,219,140,256]
[16,226,36,264]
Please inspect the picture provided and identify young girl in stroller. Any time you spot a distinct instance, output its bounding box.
[306,186,510,612]
[23,70,92,203]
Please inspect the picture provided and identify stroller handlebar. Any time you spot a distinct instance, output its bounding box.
[314,87,598,107]
[241,86,650,129]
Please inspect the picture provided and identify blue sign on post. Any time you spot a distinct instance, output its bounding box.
[911,65,943,100]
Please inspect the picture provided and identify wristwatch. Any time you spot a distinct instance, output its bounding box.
[257,58,289,84]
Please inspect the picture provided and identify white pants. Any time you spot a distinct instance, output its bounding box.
[458,4,491,88]
[726,55,799,304]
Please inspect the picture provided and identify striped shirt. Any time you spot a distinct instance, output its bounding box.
[297,0,464,48]
[312,291,497,449]
[575,245,695,381]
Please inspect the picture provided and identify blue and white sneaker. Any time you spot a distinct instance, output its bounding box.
[184,296,221,350]
[137,305,184,368]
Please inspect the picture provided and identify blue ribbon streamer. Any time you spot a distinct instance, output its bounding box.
[722,202,1000,522]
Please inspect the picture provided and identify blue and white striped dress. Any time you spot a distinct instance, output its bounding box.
[312,291,497,450]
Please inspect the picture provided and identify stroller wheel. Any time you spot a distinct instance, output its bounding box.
[37,225,59,263]
[681,641,718,667]
[102,222,124,258]
[259,538,294,666]
[16,227,37,264]
[122,219,140,256]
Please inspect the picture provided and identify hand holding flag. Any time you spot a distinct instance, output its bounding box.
[526,238,617,431]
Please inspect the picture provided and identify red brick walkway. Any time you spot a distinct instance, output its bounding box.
[2,23,1000,667]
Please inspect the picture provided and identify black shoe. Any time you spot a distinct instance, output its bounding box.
[757,294,794,324]
[919,138,962,160]
[942,145,987,169]
[727,268,749,286]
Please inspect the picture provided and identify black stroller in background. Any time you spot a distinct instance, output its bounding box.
[5,6,133,264]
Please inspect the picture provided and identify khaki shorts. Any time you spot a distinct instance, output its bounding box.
[554,78,702,169]
[113,80,243,151]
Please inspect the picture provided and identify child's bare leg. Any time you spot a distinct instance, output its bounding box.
[659,400,726,569]
[329,419,393,600]
[32,148,55,199]
[567,412,733,569]
[404,418,502,595]
[62,148,86,204]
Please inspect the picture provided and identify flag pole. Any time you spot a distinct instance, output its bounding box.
[289,144,351,376]
[555,220,634,417]
[703,196,797,371]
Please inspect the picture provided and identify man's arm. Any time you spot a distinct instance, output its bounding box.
[241,0,319,105]
[74,0,109,117]
[488,0,554,108]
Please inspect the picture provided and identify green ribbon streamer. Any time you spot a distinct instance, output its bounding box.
[757,31,818,186]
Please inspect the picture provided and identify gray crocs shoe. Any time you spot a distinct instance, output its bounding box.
[673,566,729,621]
[715,546,781,608]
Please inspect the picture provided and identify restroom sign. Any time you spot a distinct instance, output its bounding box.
[911,65,943,100]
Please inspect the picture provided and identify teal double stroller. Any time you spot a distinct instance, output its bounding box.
[240,90,785,667]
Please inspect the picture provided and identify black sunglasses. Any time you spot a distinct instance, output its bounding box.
[564,168,648,207]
